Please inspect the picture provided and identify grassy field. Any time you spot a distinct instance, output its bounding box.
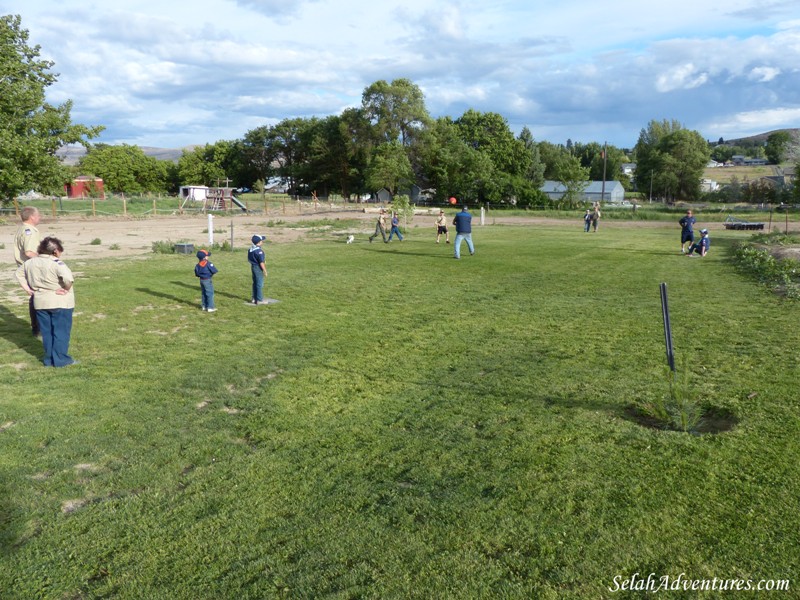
[702,165,776,185]
[1,221,798,598]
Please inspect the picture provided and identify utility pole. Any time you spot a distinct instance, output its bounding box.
[600,142,607,204]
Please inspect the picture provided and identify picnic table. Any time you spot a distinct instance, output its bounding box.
[723,216,764,230]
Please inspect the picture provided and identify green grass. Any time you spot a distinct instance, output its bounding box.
[1,223,798,598]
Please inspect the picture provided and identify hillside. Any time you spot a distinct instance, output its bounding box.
[56,145,188,165]
[720,128,800,146]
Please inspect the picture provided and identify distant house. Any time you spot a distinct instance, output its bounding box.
[65,176,104,199]
[731,155,768,166]
[700,178,719,192]
[706,160,722,168]
[621,163,636,176]
[540,180,625,203]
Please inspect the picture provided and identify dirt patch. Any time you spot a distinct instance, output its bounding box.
[768,246,800,261]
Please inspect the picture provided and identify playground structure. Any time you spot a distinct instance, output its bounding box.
[179,184,248,213]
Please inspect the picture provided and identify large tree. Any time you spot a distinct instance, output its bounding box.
[634,119,708,201]
[765,131,791,165]
[78,144,168,194]
[177,141,234,187]
[0,15,103,202]
[361,78,430,146]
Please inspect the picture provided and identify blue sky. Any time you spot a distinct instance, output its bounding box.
[6,0,800,149]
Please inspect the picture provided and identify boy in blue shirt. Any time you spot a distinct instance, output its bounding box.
[194,249,218,311]
[679,210,696,254]
[687,229,710,257]
[387,212,404,241]
[248,234,268,304]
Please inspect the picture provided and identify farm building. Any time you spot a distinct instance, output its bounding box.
[540,180,625,204]
[65,176,105,199]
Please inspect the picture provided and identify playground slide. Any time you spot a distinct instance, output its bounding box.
[230,194,248,212]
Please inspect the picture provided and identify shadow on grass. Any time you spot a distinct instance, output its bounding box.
[360,246,463,259]
[0,305,41,359]
[542,390,738,434]
[622,405,738,434]
[134,287,195,307]
[170,280,244,301]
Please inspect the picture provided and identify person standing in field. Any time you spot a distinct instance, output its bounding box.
[583,209,592,233]
[591,205,601,232]
[679,209,696,254]
[452,204,475,259]
[435,209,450,243]
[16,236,77,367]
[14,206,42,336]
[248,235,268,305]
[194,249,218,312]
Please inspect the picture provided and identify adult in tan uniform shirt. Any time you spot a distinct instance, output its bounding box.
[17,237,77,367]
[14,206,42,336]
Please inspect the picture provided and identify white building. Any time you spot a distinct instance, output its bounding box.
[540,180,626,203]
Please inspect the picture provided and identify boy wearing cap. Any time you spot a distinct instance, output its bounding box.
[687,229,710,257]
[194,249,218,311]
[248,235,268,304]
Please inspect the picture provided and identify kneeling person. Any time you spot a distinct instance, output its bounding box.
[687,229,710,257]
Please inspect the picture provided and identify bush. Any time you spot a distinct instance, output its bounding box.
[151,240,176,254]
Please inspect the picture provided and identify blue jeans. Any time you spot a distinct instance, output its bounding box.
[387,226,404,241]
[251,264,264,302]
[36,308,74,367]
[454,233,474,258]
[200,279,215,309]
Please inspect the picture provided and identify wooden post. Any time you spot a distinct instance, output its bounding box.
[122,194,127,217]
[282,201,286,215]
[92,197,96,217]
[153,197,157,216]
[51,198,56,217]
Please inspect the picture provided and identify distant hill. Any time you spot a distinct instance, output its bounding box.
[56,145,190,166]
[718,128,800,146]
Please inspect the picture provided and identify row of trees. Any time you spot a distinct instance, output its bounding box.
[4,13,795,207]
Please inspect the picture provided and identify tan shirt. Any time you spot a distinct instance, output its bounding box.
[14,223,40,266]
[17,255,75,310]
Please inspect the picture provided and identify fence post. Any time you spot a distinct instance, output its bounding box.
[660,282,676,372]
[152,197,157,216]
[51,198,56,217]
[92,197,96,217]
[122,194,127,217]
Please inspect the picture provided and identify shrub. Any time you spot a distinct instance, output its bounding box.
[90,238,102,245]
[151,240,176,254]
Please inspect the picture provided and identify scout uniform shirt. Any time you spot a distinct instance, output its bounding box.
[18,255,75,310]
[14,222,40,266]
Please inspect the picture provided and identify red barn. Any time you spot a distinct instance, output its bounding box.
[65,176,105,199]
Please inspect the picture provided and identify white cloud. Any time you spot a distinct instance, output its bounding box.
[11,0,800,148]
[749,66,781,82]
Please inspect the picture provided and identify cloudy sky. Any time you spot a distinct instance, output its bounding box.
[7,0,800,149]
